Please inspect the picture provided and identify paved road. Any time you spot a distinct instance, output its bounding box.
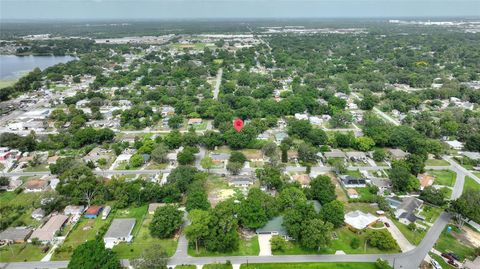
[373,107,401,126]
[443,155,480,184]
[213,68,223,100]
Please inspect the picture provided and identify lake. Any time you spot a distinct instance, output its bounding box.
[0,55,77,80]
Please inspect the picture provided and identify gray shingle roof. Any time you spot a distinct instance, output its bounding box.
[104,219,136,239]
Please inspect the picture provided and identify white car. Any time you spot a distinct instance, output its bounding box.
[431,259,442,269]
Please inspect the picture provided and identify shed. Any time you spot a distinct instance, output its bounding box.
[84,205,103,219]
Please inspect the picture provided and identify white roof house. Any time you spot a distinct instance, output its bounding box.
[104,218,136,248]
[344,210,378,230]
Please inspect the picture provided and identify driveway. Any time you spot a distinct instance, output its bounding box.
[380,217,415,252]
[258,234,272,256]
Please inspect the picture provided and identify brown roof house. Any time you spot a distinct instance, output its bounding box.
[84,205,103,219]
[292,174,311,188]
[24,179,49,192]
[417,173,434,190]
[29,214,68,243]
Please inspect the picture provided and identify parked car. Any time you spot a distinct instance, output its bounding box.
[384,222,390,227]
[441,253,454,260]
[447,260,459,267]
[448,252,460,261]
[431,259,442,269]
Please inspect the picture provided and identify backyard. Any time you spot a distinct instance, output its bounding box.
[0,243,45,262]
[428,170,456,187]
[391,218,426,245]
[188,236,259,257]
[273,227,400,255]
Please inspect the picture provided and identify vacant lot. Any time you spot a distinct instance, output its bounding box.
[429,170,456,187]
[188,236,259,257]
[0,244,45,262]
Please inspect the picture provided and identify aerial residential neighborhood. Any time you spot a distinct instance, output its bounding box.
[0,1,480,269]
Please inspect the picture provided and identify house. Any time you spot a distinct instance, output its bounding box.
[148,203,166,214]
[103,218,136,248]
[24,179,48,192]
[294,113,309,120]
[394,197,424,225]
[187,118,203,126]
[29,214,68,243]
[323,149,346,160]
[345,151,368,162]
[102,206,112,220]
[0,227,33,244]
[417,173,434,190]
[210,153,230,166]
[287,150,298,161]
[388,148,409,160]
[256,216,288,239]
[445,140,463,150]
[370,178,392,193]
[83,147,110,163]
[228,176,254,188]
[309,116,322,125]
[84,205,103,219]
[461,151,480,161]
[339,175,367,188]
[344,210,378,230]
[64,205,85,216]
[274,132,288,145]
[347,189,359,199]
[161,106,175,117]
[292,174,311,187]
[31,208,45,220]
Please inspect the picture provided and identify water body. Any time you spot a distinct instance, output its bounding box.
[0,55,76,80]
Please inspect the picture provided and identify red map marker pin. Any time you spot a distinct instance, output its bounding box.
[233,118,244,132]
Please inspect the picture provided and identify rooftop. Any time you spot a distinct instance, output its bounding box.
[344,210,378,230]
[104,218,136,239]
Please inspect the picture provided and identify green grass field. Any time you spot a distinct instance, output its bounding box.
[435,226,476,261]
[463,177,480,193]
[425,159,450,166]
[188,236,259,257]
[203,264,232,269]
[429,170,456,187]
[175,266,196,269]
[391,218,426,245]
[0,79,16,88]
[419,205,443,223]
[0,244,45,262]
[239,262,377,269]
[273,227,400,255]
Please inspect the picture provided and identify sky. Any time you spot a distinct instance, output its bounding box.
[1,0,479,20]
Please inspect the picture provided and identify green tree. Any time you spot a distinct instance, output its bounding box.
[449,189,480,226]
[330,111,353,128]
[279,187,307,210]
[375,259,393,269]
[389,161,419,193]
[238,188,270,229]
[355,136,375,152]
[200,156,214,172]
[131,244,168,269]
[310,175,336,205]
[300,219,334,251]
[262,142,278,158]
[129,154,144,168]
[151,143,169,163]
[149,205,183,238]
[226,161,243,175]
[270,236,287,252]
[168,115,184,129]
[320,200,345,228]
[229,151,247,164]
[68,240,119,269]
[366,229,399,250]
[0,176,9,187]
[350,237,360,249]
[185,209,211,254]
[298,142,318,163]
[372,148,387,162]
[177,147,196,165]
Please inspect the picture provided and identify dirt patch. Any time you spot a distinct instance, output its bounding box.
[461,226,480,248]
[208,188,235,207]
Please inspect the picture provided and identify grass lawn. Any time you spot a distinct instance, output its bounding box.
[435,226,476,261]
[475,172,480,178]
[419,205,443,223]
[273,227,400,255]
[24,164,49,172]
[112,215,178,259]
[351,188,376,201]
[0,79,16,88]
[429,170,456,187]
[203,264,232,269]
[345,170,362,178]
[240,263,377,269]
[425,159,450,166]
[0,243,45,262]
[463,177,480,193]
[52,215,113,260]
[175,266,196,269]
[391,218,426,245]
[344,203,379,215]
[188,236,259,257]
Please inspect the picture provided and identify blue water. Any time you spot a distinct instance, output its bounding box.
[0,55,76,80]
